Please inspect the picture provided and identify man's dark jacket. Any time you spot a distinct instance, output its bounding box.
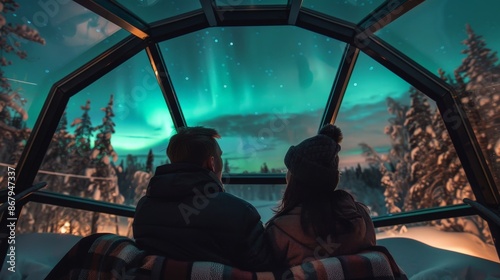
[133,163,272,271]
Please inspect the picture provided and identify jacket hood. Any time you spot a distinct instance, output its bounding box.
[146,163,224,200]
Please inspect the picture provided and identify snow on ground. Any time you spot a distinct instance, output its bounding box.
[379,237,500,279]
[377,226,499,263]
[0,233,81,280]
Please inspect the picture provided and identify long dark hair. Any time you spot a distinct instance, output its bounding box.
[269,173,355,238]
[268,125,356,238]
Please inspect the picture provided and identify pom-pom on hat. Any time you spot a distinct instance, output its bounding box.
[284,124,343,188]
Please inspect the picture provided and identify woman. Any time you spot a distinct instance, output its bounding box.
[265,124,376,267]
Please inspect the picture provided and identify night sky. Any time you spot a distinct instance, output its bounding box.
[3,0,500,172]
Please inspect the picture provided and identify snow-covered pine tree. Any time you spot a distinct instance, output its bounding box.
[0,0,44,169]
[69,100,94,198]
[403,88,437,211]
[119,154,141,204]
[123,153,154,237]
[359,98,411,215]
[431,67,493,244]
[72,100,94,157]
[223,158,231,174]
[434,70,473,208]
[338,166,385,217]
[42,112,75,177]
[261,162,270,173]
[359,143,393,215]
[456,24,500,188]
[18,112,93,235]
[380,97,411,214]
[89,95,122,234]
[124,169,153,237]
[430,112,490,244]
[35,111,73,194]
[91,95,117,164]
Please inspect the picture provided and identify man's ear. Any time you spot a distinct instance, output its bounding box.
[207,156,216,172]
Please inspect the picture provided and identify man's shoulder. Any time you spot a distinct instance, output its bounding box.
[211,192,262,219]
[217,192,256,208]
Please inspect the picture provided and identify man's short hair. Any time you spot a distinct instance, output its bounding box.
[167,126,221,165]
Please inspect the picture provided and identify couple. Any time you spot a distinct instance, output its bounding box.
[132,125,376,271]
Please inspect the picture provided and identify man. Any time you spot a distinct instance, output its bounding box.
[133,126,272,271]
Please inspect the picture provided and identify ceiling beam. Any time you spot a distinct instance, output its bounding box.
[357,0,424,35]
[321,44,359,127]
[216,7,289,26]
[145,43,187,128]
[150,12,209,42]
[288,0,303,25]
[200,0,218,27]
[296,9,356,44]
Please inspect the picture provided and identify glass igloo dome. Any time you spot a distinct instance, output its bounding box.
[1,0,499,278]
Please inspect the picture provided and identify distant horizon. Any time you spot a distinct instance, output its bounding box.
[108,148,379,173]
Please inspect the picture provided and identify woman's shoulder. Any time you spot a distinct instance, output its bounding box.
[267,207,302,227]
[333,189,355,199]
[332,189,371,218]
[332,189,357,206]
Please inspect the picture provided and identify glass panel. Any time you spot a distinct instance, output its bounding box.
[377,216,498,267]
[225,184,285,223]
[29,50,173,227]
[216,0,288,6]
[336,53,474,216]
[378,0,500,78]
[161,26,345,174]
[116,0,201,24]
[302,0,386,23]
[0,0,127,188]
[379,0,500,191]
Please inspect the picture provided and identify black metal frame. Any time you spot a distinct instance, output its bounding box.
[320,44,360,127]
[145,43,187,128]
[29,190,136,218]
[74,0,149,39]
[2,0,500,263]
[0,182,47,214]
[357,0,424,35]
[200,0,218,27]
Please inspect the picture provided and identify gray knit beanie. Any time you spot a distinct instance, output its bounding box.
[284,124,343,188]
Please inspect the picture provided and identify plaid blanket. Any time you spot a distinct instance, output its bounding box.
[46,233,407,280]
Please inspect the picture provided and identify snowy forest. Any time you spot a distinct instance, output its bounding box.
[0,1,499,244]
